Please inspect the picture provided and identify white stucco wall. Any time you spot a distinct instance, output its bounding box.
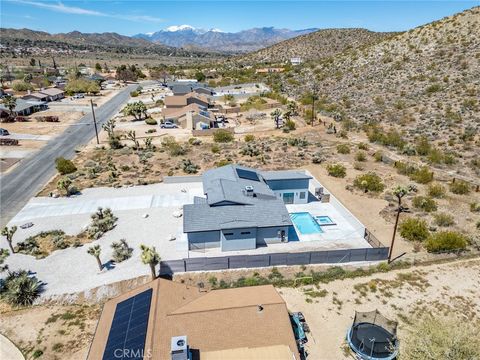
[273,189,309,204]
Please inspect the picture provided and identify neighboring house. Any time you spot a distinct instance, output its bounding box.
[87,278,300,360]
[290,57,303,65]
[164,92,211,109]
[86,74,105,83]
[168,82,214,96]
[22,92,49,102]
[183,164,311,251]
[0,98,47,116]
[39,87,65,101]
[256,67,285,73]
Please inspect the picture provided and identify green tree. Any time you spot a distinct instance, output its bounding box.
[140,244,160,280]
[55,157,77,175]
[87,244,102,271]
[95,63,102,72]
[271,108,283,129]
[57,177,73,196]
[1,270,41,306]
[2,95,17,116]
[195,71,206,82]
[29,58,36,67]
[399,218,430,242]
[123,101,147,120]
[1,226,17,253]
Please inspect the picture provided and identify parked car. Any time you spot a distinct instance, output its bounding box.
[0,128,10,136]
[160,121,178,129]
[72,93,85,99]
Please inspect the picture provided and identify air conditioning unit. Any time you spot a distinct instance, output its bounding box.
[171,336,191,360]
[245,185,254,196]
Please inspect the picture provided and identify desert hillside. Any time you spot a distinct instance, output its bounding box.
[283,7,480,177]
[238,28,395,63]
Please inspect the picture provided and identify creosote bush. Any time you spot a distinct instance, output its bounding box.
[449,180,470,195]
[326,163,346,178]
[336,144,351,154]
[213,129,234,143]
[433,213,455,227]
[398,218,430,242]
[425,231,467,252]
[353,172,385,193]
[55,157,77,175]
[412,196,437,213]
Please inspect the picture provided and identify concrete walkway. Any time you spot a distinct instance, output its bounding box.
[0,334,24,360]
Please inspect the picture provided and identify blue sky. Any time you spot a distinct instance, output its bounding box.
[1,1,477,35]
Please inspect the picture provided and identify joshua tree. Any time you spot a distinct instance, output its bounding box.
[140,244,160,280]
[126,130,139,149]
[57,177,73,196]
[389,186,410,262]
[271,109,283,129]
[102,119,121,149]
[87,244,102,271]
[1,226,17,253]
[3,95,17,117]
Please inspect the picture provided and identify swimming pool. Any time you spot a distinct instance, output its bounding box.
[315,215,335,226]
[290,212,323,235]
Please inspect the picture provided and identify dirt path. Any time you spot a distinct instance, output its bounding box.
[279,257,480,359]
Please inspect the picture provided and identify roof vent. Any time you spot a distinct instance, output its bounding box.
[257,305,264,313]
[171,336,190,360]
[245,185,254,196]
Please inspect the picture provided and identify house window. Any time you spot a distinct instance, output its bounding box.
[241,231,251,235]
[299,192,306,199]
[224,232,234,236]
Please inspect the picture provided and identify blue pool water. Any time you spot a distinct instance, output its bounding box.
[290,212,323,235]
[315,216,335,225]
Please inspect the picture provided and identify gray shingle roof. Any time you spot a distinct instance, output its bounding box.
[183,199,292,233]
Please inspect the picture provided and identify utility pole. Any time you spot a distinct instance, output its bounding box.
[388,186,409,263]
[90,99,99,145]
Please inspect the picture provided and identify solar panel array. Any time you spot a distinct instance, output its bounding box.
[236,168,260,182]
[103,288,153,360]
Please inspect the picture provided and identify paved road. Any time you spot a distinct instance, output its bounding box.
[0,84,137,226]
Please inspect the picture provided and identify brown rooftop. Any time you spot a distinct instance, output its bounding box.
[164,92,210,107]
[39,87,64,96]
[87,279,299,360]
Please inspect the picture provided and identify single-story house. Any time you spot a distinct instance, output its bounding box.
[39,87,65,101]
[164,92,211,109]
[0,98,47,116]
[183,164,311,251]
[22,92,49,102]
[168,82,214,96]
[87,278,300,360]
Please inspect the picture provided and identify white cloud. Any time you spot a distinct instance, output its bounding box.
[7,0,164,23]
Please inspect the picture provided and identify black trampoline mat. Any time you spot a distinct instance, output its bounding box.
[350,323,397,358]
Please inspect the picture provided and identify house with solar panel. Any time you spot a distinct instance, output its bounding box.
[183,164,312,251]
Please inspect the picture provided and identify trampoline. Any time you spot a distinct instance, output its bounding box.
[346,310,399,360]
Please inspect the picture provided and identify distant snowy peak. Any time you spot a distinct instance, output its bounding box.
[165,24,197,32]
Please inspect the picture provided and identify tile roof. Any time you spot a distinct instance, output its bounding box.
[87,279,299,360]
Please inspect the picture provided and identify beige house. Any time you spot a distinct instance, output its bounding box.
[164,92,210,109]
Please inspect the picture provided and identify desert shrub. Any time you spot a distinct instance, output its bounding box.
[470,202,480,213]
[410,166,434,184]
[55,157,77,175]
[111,239,133,263]
[402,316,480,360]
[433,213,455,227]
[353,172,385,193]
[288,138,309,147]
[12,81,34,92]
[358,142,369,150]
[354,151,367,162]
[145,118,157,125]
[0,270,41,306]
[336,144,350,154]
[213,129,234,143]
[182,159,199,174]
[326,164,346,178]
[244,134,255,142]
[373,151,383,162]
[162,136,186,156]
[188,137,202,146]
[353,162,365,171]
[87,207,117,239]
[366,125,406,149]
[285,119,296,130]
[427,183,446,198]
[415,136,431,156]
[449,180,470,195]
[15,237,41,256]
[215,159,233,167]
[57,177,76,196]
[130,91,139,97]
[412,196,437,212]
[211,144,220,153]
[399,218,430,242]
[425,231,467,252]
[425,83,442,94]
[240,143,261,157]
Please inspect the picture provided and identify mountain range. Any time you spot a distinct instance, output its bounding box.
[133,25,319,52]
